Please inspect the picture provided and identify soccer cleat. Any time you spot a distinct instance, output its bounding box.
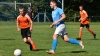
[76,38,81,40]
[30,45,38,51]
[33,49,39,51]
[80,41,84,49]
[93,34,96,39]
[46,50,55,54]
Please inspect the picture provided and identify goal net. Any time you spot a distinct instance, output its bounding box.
[0,2,31,21]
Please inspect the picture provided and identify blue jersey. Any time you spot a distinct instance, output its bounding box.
[52,7,65,27]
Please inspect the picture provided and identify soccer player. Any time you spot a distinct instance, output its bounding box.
[16,7,38,51]
[27,5,34,20]
[47,0,84,54]
[76,5,96,40]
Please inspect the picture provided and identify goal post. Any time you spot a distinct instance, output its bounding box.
[58,0,64,10]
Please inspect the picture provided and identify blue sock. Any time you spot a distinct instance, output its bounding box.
[52,39,58,51]
[69,38,80,45]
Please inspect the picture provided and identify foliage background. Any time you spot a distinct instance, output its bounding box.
[0,0,100,22]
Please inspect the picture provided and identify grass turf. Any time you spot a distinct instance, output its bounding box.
[0,21,100,56]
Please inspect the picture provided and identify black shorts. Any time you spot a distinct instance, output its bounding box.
[80,24,90,28]
[21,27,31,38]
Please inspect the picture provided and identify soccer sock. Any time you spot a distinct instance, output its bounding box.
[69,38,80,45]
[78,30,82,38]
[88,29,95,35]
[31,43,37,50]
[52,39,58,51]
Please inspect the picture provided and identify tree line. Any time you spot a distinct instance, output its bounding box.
[0,0,100,22]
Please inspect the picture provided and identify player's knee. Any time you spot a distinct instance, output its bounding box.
[27,37,31,40]
[24,40,27,43]
[23,39,28,43]
[53,37,57,39]
[80,27,83,30]
[64,39,69,42]
[63,35,69,42]
[52,34,58,39]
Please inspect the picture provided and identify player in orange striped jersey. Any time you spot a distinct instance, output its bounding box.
[76,5,96,40]
[16,7,38,51]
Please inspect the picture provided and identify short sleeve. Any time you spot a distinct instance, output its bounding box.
[25,14,32,22]
[58,8,64,15]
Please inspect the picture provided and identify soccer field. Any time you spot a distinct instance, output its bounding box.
[0,21,100,56]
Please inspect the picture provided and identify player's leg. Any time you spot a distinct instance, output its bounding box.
[21,29,29,44]
[76,24,84,40]
[21,28,34,51]
[47,34,59,54]
[61,30,84,49]
[27,37,38,51]
[52,34,59,50]
[47,24,65,54]
[86,24,96,39]
[23,38,28,43]
[27,28,38,51]
[63,35,84,49]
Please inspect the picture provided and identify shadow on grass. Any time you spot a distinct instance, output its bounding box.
[89,39,98,40]
[71,50,87,53]
[60,50,87,54]
[0,38,15,40]
[31,49,48,51]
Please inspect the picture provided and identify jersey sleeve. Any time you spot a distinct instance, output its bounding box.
[58,8,64,15]
[25,14,32,22]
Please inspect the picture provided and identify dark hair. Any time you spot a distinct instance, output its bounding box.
[50,0,57,5]
[79,5,83,8]
[19,7,24,10]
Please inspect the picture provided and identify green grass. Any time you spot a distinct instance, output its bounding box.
[0,21,100,56]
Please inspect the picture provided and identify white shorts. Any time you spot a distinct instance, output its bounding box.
[54,24,68,37]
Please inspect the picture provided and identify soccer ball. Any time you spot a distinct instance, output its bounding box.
[14,49,22,56]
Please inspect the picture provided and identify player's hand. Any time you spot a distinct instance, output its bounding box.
[17,28,20,32]
[50,25,53,28]
[53,21,58,25]
[79,19,80,21]
[30,27,33,31]
[79,19,81,21]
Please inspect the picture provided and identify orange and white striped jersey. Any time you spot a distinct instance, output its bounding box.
[80,10,89,24]
[17,14,32,29]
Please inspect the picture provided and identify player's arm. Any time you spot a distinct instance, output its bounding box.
[30,20,33,31]
[56,13,66,23]
[27,15,33,31]
[50,14,66,28]
[16,18,20,31]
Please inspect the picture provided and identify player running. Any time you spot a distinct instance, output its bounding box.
[76,5,96,40]
[47,0,84,54]
[16,7,38,51]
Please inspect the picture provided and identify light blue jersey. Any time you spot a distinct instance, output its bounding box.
[52,7,65,27]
